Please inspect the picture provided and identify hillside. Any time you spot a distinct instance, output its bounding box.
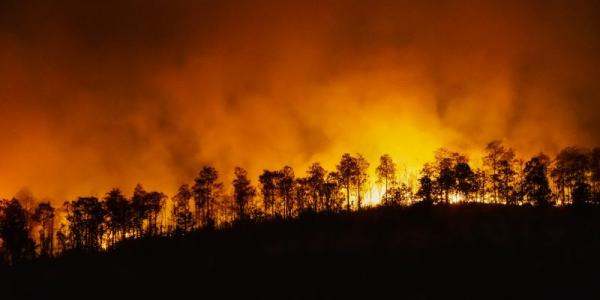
[2,204,600,299]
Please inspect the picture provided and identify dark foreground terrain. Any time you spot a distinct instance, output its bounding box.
[2,204,600,299]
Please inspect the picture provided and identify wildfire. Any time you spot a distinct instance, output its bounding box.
[449,194,463,204]
[366,183,384,207]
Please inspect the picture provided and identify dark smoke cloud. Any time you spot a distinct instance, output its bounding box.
[1,0,600,201]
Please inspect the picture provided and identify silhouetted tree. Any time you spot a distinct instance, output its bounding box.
[474,169,487,202]
[32,202,55,257]
[145,191,166,236]
[103,188,130,246]
[67,197,106,251]
[354,154,369,209]
[417,175,434,204]
[277,166,295,218]
[335,153,369,210]
[590,147,600,203]
[306,163,326,212]
[437,166,454,203]
[376,154,396,204]
[497,159,518,204]
[454,162,476,202]
[572,180,591,207]
[337,153,358,211]
[484,141,516,203]
[0,199,35,265]
[294,177,310,213]
[16,144,600,262]
[323,172,342,212]
[259,170,278,216]
[522,154,552,206]
[55,223,68,253]
[383,183,411,206]
[131,184,149,237]
[551,147,589,205]
[232,167,256,221]
[193,166,223,228]
[434,149,465,203]
[172,184,194,233]
[512,158,526,204]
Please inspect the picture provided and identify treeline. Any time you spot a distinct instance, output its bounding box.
[1,140,600,266]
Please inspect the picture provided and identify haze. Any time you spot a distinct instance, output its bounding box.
[1,0,599,202]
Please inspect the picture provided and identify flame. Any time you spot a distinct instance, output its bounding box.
[365,181,384,207]
[449,194,464,204]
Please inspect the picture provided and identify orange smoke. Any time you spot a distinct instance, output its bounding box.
[0,0,599,202]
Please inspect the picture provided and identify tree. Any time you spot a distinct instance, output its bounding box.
[454,162,476,202]
[32,202,55,257]
[67,197,106,251]
[416,175,434,204]
[590,147,600,203]
[193,166,223,228]
[145,191,166,236]
[483,141,516,204]
[294,177,310,213]
[437,166,455,204]
[0,199,35,265]
[434,149,465,203]
[354,154,370,209]
[172,184,194,233]
[572,180,591,207]
[473,169,487,202]
[512,158,525,204]
[323,172,342,212]
[306,163,326,212]
[497,159,518,204]
[232,167,256,221]
[337,153,358,211]
[131,184,149,237]
[551,147,590,205]
[259,170,278,216]
[276,166,295,218]
[335,153,369,210]
[56,223,69,253]
[128,185,165,237]
[522,154,552,206]
[103,188,130,246]
[376,154,396,205]
[383,183,411,206]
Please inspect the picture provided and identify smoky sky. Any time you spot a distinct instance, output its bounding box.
[1,0,600,201]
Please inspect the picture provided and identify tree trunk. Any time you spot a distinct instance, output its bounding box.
[346,184,351,211]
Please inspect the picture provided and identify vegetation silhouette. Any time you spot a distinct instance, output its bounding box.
[2,140,600,298]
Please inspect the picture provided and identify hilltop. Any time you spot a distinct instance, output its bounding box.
[2,204,600,299]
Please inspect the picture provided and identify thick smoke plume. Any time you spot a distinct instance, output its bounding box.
[1,0,600,201]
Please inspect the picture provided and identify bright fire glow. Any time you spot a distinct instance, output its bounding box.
[365,181,384,207]
[449,194,464,204]
[0,1,598,204]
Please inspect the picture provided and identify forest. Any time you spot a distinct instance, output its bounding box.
[2,140,600,298]
[1,140,600,265]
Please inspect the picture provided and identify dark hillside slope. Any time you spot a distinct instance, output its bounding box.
[2,204,600,299]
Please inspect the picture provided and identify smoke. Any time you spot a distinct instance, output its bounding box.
[1,0,600,201]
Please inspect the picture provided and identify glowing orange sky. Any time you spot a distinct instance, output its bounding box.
[1,0,600,202]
